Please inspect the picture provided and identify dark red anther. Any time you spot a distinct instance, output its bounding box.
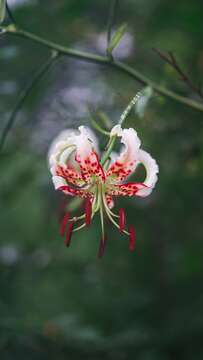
[129,225,136,252]
[119,208,126,232]
[98,235,107,258]
[64,222,74,247]
[59,212,70,236]
[85,198,92,226]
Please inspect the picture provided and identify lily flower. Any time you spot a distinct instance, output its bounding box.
[48,124,158,257]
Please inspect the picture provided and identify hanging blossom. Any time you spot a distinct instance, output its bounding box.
[48,122,159,257]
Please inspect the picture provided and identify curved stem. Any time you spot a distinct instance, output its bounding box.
[119,91,142,125]
[0,50,59,150]
[3,25,203,113]
[101,136,117,166]
[113,60,203,112]
[8,26,109,64]
[102,191,129,236]
[107,0,119,46]
[89,113,110,136]
[6,3,16,24]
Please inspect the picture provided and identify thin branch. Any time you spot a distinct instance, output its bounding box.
[6,2,16,25]
[2,25,203,114]
[0,51,59,150]
[107,0,119,46]
[153,47,203,100]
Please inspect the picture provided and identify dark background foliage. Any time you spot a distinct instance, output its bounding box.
[0,0,203,359]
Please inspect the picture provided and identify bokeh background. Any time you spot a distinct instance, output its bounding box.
[1,0,203,359]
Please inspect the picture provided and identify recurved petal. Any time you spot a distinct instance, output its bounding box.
[106,150,158,198]
[107,126,141,181]
[135,149,159,197]
[52,175,93,198]
[75,126,105,182]
[48,129,77,167]
[51,164,85,186]
[48,126,99,169]
[106,182,148,197]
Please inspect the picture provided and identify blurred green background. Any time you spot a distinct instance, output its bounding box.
[1,0,203,359]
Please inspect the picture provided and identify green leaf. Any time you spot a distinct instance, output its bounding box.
[107,23,127,55]
[0,0,6,24]
[135,86,153,118]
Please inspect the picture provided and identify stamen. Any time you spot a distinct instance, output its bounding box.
[98,234,107,258]
[102,192,129,236]
[119,208,126,232]
[129,225,136,251]
[64,222,74,247]
[85,198,92,226]
[59,212,70,236]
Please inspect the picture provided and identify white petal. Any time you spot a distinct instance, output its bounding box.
[112,126,141,165]
[48,126,98,169]
[48,129,76,167]
[52,176,67,190]
[136,149,159,197]
[75,126,96,159]
[107,126,141,181]
[120,128,141,162]
[78,126,99,153]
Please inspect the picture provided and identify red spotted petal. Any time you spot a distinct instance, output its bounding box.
[107,127,141,182]
[107,159,136,182]
[58,185,92,198]
[106,182,148,197]
[76,150,105,183]
[55,165,85,186]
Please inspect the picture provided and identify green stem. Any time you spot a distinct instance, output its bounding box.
[101,136,117,166]
[99,188,105,240]
[107,0,118,46]
[119,91,142,125]
[113,60,203,112]
[0,50,59,150]
[89,114,110,136]
[8,26,109,64]
[4,25,203,113]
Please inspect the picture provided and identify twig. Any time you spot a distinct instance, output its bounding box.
[107,0,119,46]
[6,1,16,25]
[3,25,203,113]
[153,47,203,100]
[0,51,59,150]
